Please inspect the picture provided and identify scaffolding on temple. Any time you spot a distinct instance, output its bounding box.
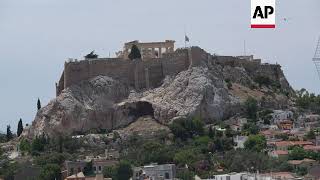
[313,36,320,80]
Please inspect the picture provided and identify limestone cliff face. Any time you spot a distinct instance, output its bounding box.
[25,76,131,137]
[129,66,241,124]
[25,59,293,137]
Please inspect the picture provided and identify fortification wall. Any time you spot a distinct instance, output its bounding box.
[57,46,290,96]
[162,49,189,76]
[189,46,211,67]
[215,56,261,71]
[256,64,281,81]
[57,49,190,96]
[133,59,163,89]
[56,72,64,96]
[63,58,134,91]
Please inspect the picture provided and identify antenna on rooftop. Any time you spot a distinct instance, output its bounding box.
[313,36,320,80]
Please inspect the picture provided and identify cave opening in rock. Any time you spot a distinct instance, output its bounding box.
[128,101,154,119]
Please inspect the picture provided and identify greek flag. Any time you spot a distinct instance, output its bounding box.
[185,35,190,42]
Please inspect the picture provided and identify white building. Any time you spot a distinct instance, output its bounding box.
[233,136,248,149]
[203,172,299,180]
[133,163,176,180]
[271,110,293,123]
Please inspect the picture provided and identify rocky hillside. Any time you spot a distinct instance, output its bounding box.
[24,56,293,138]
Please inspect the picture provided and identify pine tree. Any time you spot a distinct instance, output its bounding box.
[208,126,215,138]
[128,44,141,60]
[17,118,23,137]
[37,98,41,110]
[6,125,13,141]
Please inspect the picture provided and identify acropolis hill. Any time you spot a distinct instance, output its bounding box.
[25,40,293,137]
[56,40,291,96]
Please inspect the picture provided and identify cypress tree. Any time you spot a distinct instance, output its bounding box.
[128,44,141,60]
[6,125,13,141]
[37,98,41,110]
[17,118,24,137]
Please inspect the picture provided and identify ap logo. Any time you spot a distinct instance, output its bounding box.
[251,0,276,28]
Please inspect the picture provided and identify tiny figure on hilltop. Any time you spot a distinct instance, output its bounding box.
[128,44,141,60]
[85,51,99,59]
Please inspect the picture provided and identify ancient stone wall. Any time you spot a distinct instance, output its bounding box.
[56,49,189,96]
[63,58,134,89]
[56,46,290,96]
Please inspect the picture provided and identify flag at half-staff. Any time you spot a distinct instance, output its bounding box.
[185,35,190,42]
[184,35,190,48]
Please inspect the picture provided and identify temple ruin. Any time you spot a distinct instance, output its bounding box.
[116,40,175,59]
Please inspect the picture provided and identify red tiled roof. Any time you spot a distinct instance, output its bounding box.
[275,141,291,147]
[293,141,313,145]
[273,150,288,155]
[275,141,313,147]
[288,158,316,165]
[304,145,320,151]
[288,160,302,165]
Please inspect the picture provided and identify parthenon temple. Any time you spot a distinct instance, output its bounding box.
[116,40,175,59]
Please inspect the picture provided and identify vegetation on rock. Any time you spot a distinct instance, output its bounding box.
[128,44,141,60]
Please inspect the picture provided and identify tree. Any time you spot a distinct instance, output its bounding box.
[17,118,23,137]
[102,161,132,180]
[6,125,13,142]
[38,164,61,180]
[174,149,199,166]
[306,130,316,140]
[208,126,215,138]
[169,117,205,140]
[116,161,133,180]
[227,81,232,89]
[275,133,289,141]
[295,166,307,176]
[84,51,98,59]
[223,150,272,173]
[128,44,141,60]
[212,137,234,152]
[19,138,31,153]
[289,146,306,160]
[254,75,271,87]
[103,165,117,179]
[37,98,41,110]
[0,160,18,180]
[242,123,259,135]
[245,97,258,120]
[83,161,93,176]
[31,136,46,153]
[244,135,266,152]
[176,169,195,180]
[141,141,173,164]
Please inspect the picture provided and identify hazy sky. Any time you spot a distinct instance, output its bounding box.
[0,0,319,132]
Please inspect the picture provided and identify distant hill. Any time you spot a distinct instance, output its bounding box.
[25,46,294,137]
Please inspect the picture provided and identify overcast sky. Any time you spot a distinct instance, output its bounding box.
[0,0,319,132]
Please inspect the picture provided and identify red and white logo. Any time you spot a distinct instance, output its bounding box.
[251,0,276,28]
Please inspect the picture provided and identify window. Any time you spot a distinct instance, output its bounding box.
[165,172,170,179]
[98,166,102,171]
[226,176,230,180]
[93,166,96,172]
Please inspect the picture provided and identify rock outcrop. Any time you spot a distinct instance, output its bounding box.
[24,55,293,138]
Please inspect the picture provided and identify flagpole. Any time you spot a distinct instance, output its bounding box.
[244,40,246,56]
[184,26,187,48]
